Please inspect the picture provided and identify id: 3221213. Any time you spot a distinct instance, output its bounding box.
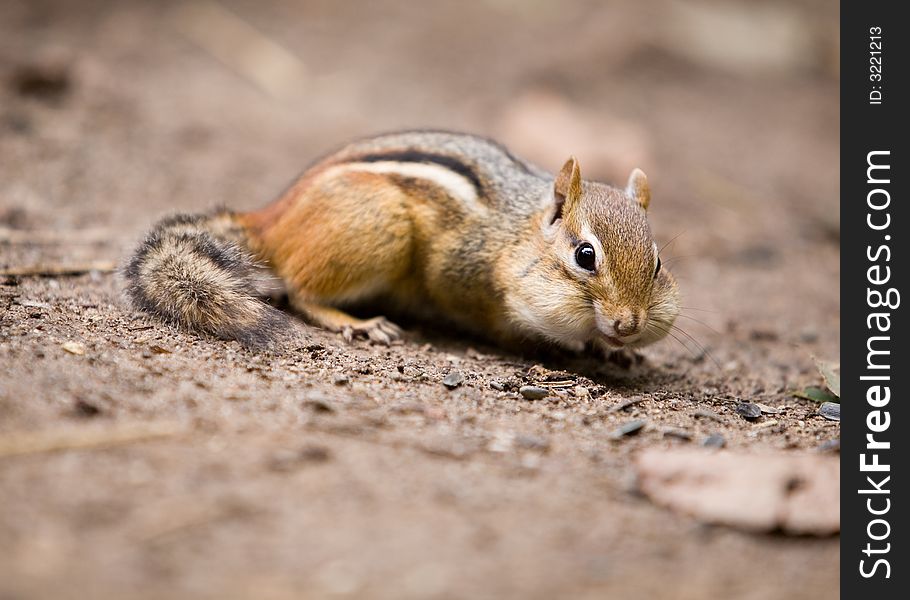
[869,26,882,105]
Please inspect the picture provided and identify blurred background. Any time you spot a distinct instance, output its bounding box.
[1,1,840,598]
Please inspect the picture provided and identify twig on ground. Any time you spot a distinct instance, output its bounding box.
[0,261,117,277]
[0,422,186,458]
[172,0,308,101]
[0,227,119,245]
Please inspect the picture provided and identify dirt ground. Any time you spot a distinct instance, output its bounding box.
[1,1,840,598]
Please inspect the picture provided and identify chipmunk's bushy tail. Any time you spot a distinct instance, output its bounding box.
[124,211,290,348]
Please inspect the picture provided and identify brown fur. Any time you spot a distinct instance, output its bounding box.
[124,212,290,348]
[127,130,680,352]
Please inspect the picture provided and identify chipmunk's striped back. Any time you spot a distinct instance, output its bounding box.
[323,130,550,214]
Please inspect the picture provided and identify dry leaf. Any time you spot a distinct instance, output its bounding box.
[813,358,840,398]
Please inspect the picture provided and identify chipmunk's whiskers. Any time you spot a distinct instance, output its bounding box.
[676,313,722,336]
[648,321,721,369]
[679,305,719,313]
[658,231,687,255]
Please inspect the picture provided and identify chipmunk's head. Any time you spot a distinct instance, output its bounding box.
[509,157,680,351]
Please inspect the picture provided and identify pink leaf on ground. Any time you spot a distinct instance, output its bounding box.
[635,449,839,535]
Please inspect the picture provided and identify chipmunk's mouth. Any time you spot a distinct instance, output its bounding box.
[598,332,626,349]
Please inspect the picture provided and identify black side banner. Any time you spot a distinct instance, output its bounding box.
[842,1,908,596]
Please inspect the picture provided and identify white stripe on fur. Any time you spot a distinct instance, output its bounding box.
[321,161,484,210]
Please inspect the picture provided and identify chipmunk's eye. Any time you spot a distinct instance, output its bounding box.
[654,257,662,278]
[575,243,596,272]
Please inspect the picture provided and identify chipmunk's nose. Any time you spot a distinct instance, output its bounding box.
[613,310,643,338]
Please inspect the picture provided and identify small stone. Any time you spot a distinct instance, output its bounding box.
[755,403,782,414]
[819,402,840,421]
[489,379,507,391]
[299,445,332,462]
[610,419,647,439]
[817,439,840,452]
[735,402,762,420]
[304,396,336,413]
[268,445,331,472]
[61,341,85,355]
[609,396,645,413]
[74,399,102,418]
[702,433,726,448]
[663,428,692,441]
[515,434,550,452]
[799,328,819,343]
[519,385,549,400]
[333,374,350,386]
[442,371,465,389]
[12,61,72,102]
[749,329,779,341]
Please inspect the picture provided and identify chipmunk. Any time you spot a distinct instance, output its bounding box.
[125,130,680,354]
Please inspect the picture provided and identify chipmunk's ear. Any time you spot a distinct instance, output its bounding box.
[626,168,650,211]
[552,156,582,224]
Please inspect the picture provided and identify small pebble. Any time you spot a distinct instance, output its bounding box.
[61,341,85,355]
[799,328,819,343]
[819,402,840,421]
[519,385,549,400]
[662,428,692,441]
[268,445,331,472]
[442,371,465,389]
[74,399,102,418]
[304,397,335,413]
[609,396,645,413]
[735,402,762,420]
[12,62,72,101]
[817,439,840,452]
[702,433,726,448]
[749,329,779,341]
[609,419,647,439]
[333,374,350,386]
[489,379,507,391]
[755,403,782,414]
[515,434,550,452]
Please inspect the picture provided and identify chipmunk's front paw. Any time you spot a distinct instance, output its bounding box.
[603,347,645,369]
[341,316,403,346]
